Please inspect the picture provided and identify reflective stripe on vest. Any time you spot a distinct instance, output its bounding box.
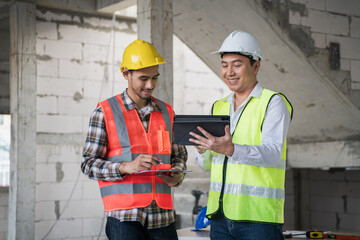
[100,182,171,197]
[209,181,285,199]
[108,152,171,163]
[97,95,174,211]
[206,88,293,224]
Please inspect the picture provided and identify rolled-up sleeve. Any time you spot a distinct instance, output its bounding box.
[230,95,291,167]
[170,142,188,187]
[81,107,124,181]
[195,150,213,171]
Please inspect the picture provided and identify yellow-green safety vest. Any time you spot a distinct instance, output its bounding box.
[206,88,293,224]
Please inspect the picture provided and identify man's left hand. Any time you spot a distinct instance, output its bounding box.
[189,125,234,156]
[157,167,184,187]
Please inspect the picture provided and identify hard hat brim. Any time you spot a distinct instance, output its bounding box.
[212,50,263,61]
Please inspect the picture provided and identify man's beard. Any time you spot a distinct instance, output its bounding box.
[138,89,153,100]
[139,95,151,100]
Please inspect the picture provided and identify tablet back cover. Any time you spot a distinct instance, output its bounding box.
[173,115,230,145]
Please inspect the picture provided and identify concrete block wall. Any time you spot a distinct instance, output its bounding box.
[297,169,360,232]
[289,0,360,91]
[285,1,360,231]
[34,8,135,239]
[0,23,9,115]
[0,188,8,240]
[256,0,360,232]
[0,63,9,114]
[284,170,296,230]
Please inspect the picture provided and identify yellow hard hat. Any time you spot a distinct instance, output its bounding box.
[120,40,166,72]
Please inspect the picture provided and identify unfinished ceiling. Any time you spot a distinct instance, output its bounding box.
[2,0,359,167]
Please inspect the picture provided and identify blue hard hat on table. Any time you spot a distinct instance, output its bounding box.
[194,206,211,230]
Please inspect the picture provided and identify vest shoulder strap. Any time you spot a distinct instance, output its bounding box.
[212,96,231,115]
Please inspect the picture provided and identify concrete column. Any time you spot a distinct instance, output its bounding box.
[137,0,173,106]
[9,1,37,239]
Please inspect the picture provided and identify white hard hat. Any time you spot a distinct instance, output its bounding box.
[213,30,263,61]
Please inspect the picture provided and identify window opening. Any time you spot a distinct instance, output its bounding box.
[0,114,10,187]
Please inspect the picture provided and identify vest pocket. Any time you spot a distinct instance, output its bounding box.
[157,130,171,154]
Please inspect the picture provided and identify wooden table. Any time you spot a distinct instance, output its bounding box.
[177,227,210,240]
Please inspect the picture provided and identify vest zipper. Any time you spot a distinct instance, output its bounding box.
[218,155,228,213]
[215,96,253,216]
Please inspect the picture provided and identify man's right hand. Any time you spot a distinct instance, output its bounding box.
[119,154,161,175]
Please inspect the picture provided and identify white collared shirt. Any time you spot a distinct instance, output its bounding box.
[195,83,291,168]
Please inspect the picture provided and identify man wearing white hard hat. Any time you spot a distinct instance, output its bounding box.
[190,31,293,240]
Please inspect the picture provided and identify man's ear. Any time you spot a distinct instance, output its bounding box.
[253,61,261,75]
[122,69,130,80]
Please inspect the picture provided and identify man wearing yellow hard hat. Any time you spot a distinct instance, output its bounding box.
[82,40,187,240]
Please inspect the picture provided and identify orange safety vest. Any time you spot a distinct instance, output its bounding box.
[97,94,174,212]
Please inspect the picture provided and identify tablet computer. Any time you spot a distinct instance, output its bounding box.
[135,169,192,174]
[173,115,230,145]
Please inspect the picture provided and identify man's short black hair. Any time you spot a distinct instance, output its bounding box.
[220,52,258,66]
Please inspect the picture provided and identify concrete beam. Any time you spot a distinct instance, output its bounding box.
[35,0,96,12]
[8,1,37,239]
[96,0,135,12]
[137,0,173,105]
[288,141,360,168]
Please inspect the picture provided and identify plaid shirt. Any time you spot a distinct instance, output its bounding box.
[81,89,187,229]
